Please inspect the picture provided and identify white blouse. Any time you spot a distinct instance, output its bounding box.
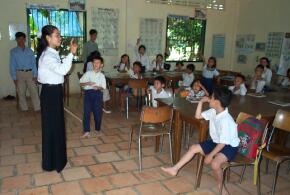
[38,47,73,84]
[262,68,272,86]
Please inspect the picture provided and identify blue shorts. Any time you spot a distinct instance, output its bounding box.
[200,140,238,161]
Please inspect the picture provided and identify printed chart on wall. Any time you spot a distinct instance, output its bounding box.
[235,34,255,64]
[212,34,225,58]
[91,7,119,56]
[140,18,163,56]
[265,32,284,58]
[277,33,290,76]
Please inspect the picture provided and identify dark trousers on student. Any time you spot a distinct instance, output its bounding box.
[40,84,67,172]
[83,89,103,132]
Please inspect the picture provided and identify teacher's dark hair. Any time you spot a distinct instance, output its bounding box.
[36,25,58,64]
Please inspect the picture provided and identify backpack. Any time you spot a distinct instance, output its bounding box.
[237,117,266,159]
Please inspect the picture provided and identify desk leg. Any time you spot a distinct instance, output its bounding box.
[173,111,182,164]
[195,121,208,189]
[111,83,116,108]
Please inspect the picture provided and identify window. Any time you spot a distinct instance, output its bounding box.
[27,8,86,62]
[165,15,206,62]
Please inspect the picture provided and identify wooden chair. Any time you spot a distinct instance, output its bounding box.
[128,106,173,171]
[77,72,84,97]
[219,112,270,195]
[126,79,147,119]
[262,109,290,195]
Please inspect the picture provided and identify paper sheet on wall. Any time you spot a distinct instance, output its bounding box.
[91,8,119,56]
[212,34,225,58]
[140,18,163,56]
[265,32,284,58]
[9,23,27,40]
[235,34,255,54]
[277,33,290,76]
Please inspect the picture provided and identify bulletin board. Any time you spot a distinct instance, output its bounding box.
[277,33,290,76]
[265,32,284,58]
[235,34,255,54]
[140,18,163,56]
[212,34,225,58]
[91,7,119,56]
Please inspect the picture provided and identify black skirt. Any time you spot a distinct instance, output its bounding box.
[40,84,67,172]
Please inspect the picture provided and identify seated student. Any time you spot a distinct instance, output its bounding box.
[228,74,247,96]
[116,54,130,72]
[259,57,272,87]
[120,61,143,111]
[135,38,150,71]
[161,87,239,192]
[201,56,219,95]
[84,51,111,113]
[180,64,195,87]
[148,76,171,107]
[80,56,106,138]
[250,65,266,93]
[188,79,209,98]
[280,68,290,87]
[175,61,184,71]
[151,54,164,72]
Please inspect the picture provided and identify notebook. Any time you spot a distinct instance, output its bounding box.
[268,100,290,107]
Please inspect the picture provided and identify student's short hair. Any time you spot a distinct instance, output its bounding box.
[138,45,146,51]
[176,61,184,66]
[186,64,195,72]
[212,86,232,108]
[15,32,26,39]
[154,76,166,85]
[190,79,201,88]
[92,56,104,63]
[89,29,98,35]
[235,73,245,81]
[156,54,163,59]
[133,61,142,69]
[256,64,264,70]
[260,57,270,68]
[208,56,217,68]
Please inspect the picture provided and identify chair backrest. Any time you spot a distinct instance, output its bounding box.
[272,109,290,132]
[128,79,147,89]
[140,106,173,124]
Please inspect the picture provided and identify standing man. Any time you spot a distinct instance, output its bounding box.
[10,32,40,111]
[83,29,99,62]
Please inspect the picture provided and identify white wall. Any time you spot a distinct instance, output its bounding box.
[0,0,289,97]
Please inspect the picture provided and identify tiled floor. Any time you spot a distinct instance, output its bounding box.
[0,96,290,195]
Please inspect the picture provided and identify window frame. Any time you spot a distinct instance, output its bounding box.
[26,8,87,63]
[165,15,206,63]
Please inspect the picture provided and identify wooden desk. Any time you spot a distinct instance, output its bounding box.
[105,71,182,108]
[158,88,290,189]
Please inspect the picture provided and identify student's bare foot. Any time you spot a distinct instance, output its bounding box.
[161,166,178,176]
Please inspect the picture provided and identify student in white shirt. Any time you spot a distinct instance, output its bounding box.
[280,68,290,87]
[80,56,106,138]
[228,74,247,96]
[180,64,195,87]
[148,76,171,107]
[135,38,150,71]
[188,79,209,98]
[201,57,219,95]
[250,65,266,93]
[162,87,239,192]
[116,54,130,72]
[259,57,272,87]
[37,25,77,172]
[151,54,164,72]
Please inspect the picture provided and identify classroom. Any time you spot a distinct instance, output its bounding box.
[0,0,290,194]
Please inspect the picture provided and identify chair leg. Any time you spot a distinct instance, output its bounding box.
[227,167,231,182]
[186,125,191,149]
[168,134,173,165]
[128,128,133,156]
[138,137,142,172]
[287,161,290,174]
[271,162,281,195]
[257,161,261,195]
[126,96,129,119]
[160,135,164,153]
[219,167,228,195]
[265,158,270,174]
[239,165,246,184]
